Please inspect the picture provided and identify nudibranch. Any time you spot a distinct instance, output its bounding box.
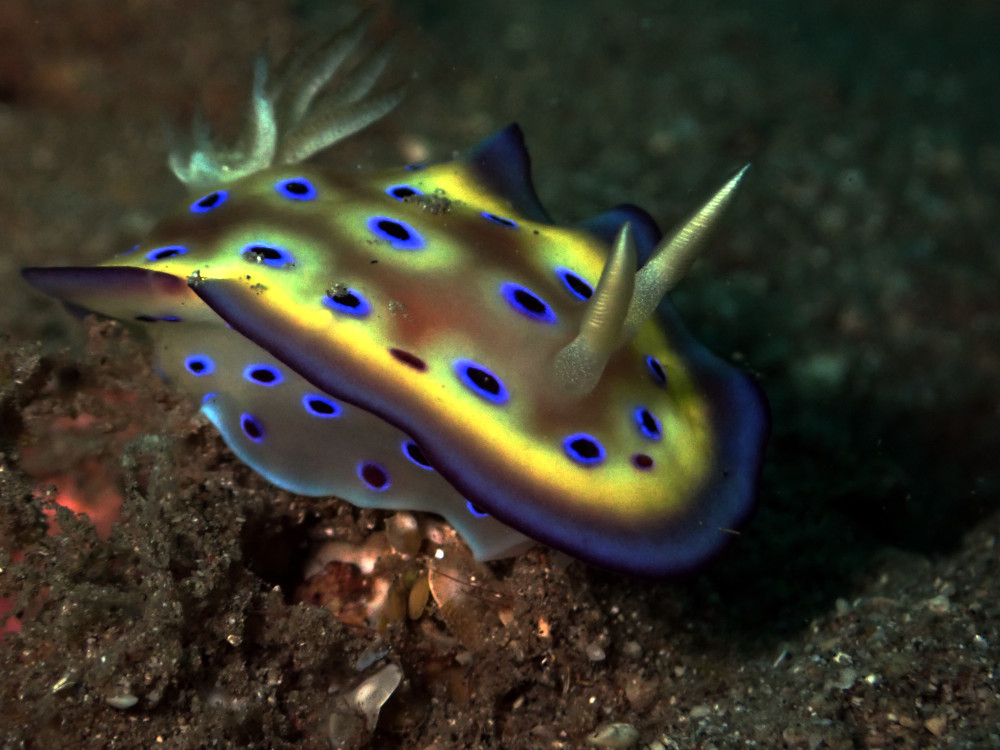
[23,16,767,577]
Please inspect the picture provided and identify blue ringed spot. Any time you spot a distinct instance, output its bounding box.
[302,394,341,418]
[466,501,490,518]
[201,392,217,404]
[184,355,214,376]
[402,440,433,470]
[481,212,517,229]
[453,359,509,404]
[135,314,182,323]
[358,461,390,491]
[500,282,557,324]
[555,266,594,301]
[274,177,317,201]
[240,414,265,443]
[240,242,295,268]
[563,433,606,466]
[366,216,425,250]
[323,287,371,317]
[645,355,668,387]
[190,190,228,213]
[146,245,187,263]
[634,407,662,440]
[243,364,283,386]
[385,184,423,201]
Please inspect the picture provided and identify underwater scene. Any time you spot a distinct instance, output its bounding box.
[1,0,997,747]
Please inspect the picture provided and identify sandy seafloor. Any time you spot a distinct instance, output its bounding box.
[1,0,998,747]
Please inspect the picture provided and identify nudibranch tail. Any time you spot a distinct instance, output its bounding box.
[619,165,750,344]
[553,222,638,398]
[168,11,401,189]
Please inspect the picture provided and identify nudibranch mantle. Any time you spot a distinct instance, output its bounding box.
[23,20,767,577]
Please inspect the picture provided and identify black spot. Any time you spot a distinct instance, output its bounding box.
[240,242,294,268]
[148,247,184,261]
[555,267,594,301]
[250,368,276,383]
[135,313,180,323]
[454,359,509,403]
[331,290,361,308]
[302,394,341,418]
[565,273,593,299]
[468,367,500,395]
[501,282,556,323]
[482,212,517,228]
[570,437,601,460]
[389,185,418,199]
[513,288,546,315]
[646,355,667,387]
[563,433,606,465]
[404,441,432,468]
[283,180,310,195]
[637,408,661,439]
[308,398,336,414]
[184,355,215,377]
[466,501,490,518]
[191,191,227,212]
[323,288,371,317]
[241,414,264,442]
[245,245,283,261]
[377,219,411,241]
[390,348,427,371]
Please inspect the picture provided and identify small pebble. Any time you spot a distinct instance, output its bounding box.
[586,722,639,748]
[385,512,422,556]
[924,594,950,613]
[689,704,712,719]
[832,667,857,690]
[924,714,948,737]
[621,674,657,711]
[106,693,138,710]
[353,663,403,731]
[621,640,642,659]
[329,662,403,749]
